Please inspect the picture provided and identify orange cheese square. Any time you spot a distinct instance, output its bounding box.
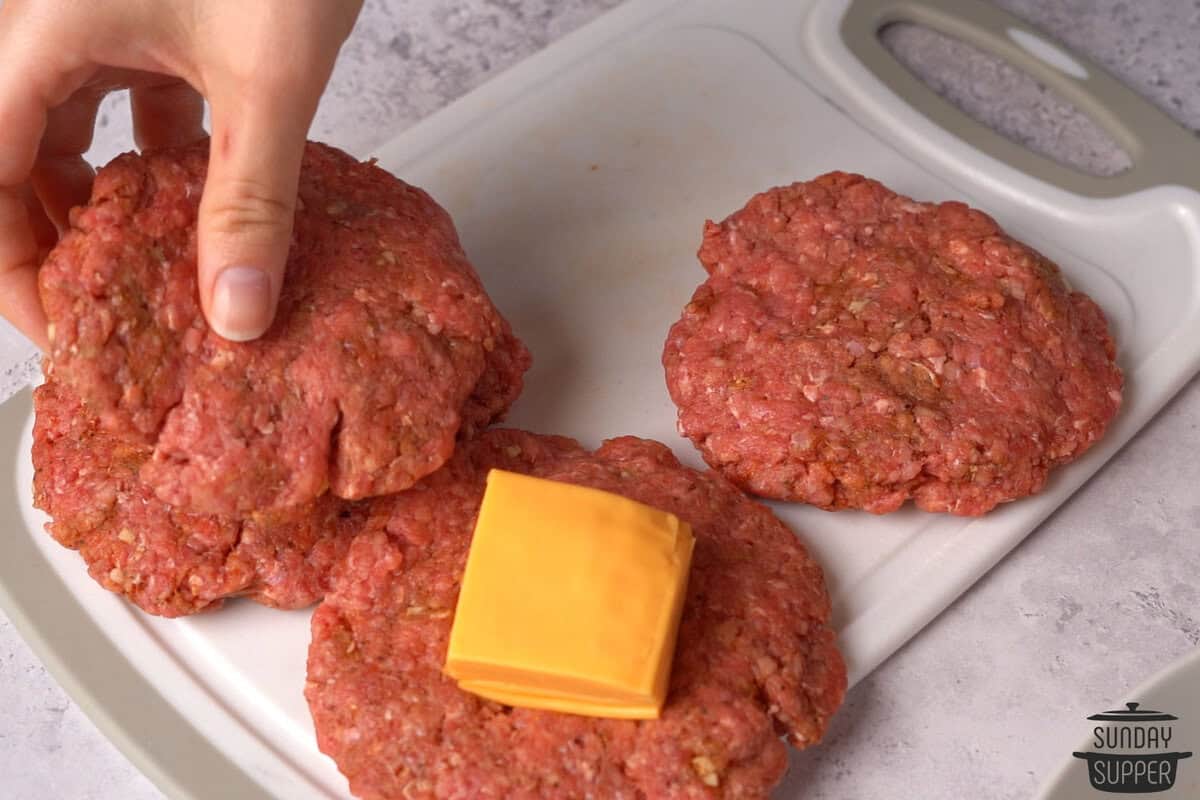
[444,469,694,718]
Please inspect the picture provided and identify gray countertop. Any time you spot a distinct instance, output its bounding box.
[2,1,1198,798]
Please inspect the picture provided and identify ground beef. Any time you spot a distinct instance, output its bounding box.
[306,429,844,800]
[31,380,369,616]
[40,141,529,516]
[663,172,1122,515]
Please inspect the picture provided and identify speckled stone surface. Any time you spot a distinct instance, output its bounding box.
[2,1,1199,799]
[881,23,1136,177]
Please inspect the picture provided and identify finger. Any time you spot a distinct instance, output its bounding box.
[0,12,95,349]
[37,86,102,158]
[30,91,103,232]
[197,83,322,342]
[0,62,49,191]
[0,188,49,349]
[0,6,96,189]
[0,60,52,349]
[30,156,95,234]
[131,79,206,151]
[19,184,58,254]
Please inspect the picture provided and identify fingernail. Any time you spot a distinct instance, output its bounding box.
[210,266,273,341]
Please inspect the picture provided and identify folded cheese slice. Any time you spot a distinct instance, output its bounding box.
[444,469,694,718]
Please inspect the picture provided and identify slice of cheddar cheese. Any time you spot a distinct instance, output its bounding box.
[444,469,694,719]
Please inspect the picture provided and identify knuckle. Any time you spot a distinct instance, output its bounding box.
[222,38,323,93]
[204,178,293,234]
[233,59,299,95]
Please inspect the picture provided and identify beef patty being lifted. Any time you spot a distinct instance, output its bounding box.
[663,172,1122,515]
[41,141,529,516]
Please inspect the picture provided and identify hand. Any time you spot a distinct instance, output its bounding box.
[0,0,364,348]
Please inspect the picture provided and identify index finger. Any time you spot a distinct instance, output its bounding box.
[0,20,51,346]
[0,187,48,349]
[0,60,49,347]
[0,12,91,348]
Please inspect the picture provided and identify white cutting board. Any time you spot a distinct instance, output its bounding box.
[6,0,1200,798]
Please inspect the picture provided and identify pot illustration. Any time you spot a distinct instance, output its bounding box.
[1073,702,1192,793]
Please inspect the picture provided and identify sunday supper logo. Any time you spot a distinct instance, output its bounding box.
[1072,703,1192,793]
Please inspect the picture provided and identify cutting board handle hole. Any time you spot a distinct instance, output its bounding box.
[880,22,1132,178]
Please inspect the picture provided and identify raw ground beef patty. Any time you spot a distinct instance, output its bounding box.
[40,140,529,516]
[306,429,845,800]
[32,380,370,617]
[663,172,1123,515]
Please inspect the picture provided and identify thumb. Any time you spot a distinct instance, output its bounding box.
[198,87,316,342]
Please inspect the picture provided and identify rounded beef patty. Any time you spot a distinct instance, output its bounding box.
[306,429,845,800]
[32,380,369,617]
[41,141,529,516]
[663,172,1122,515]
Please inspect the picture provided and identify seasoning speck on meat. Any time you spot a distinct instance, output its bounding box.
[663,172,1123,515]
